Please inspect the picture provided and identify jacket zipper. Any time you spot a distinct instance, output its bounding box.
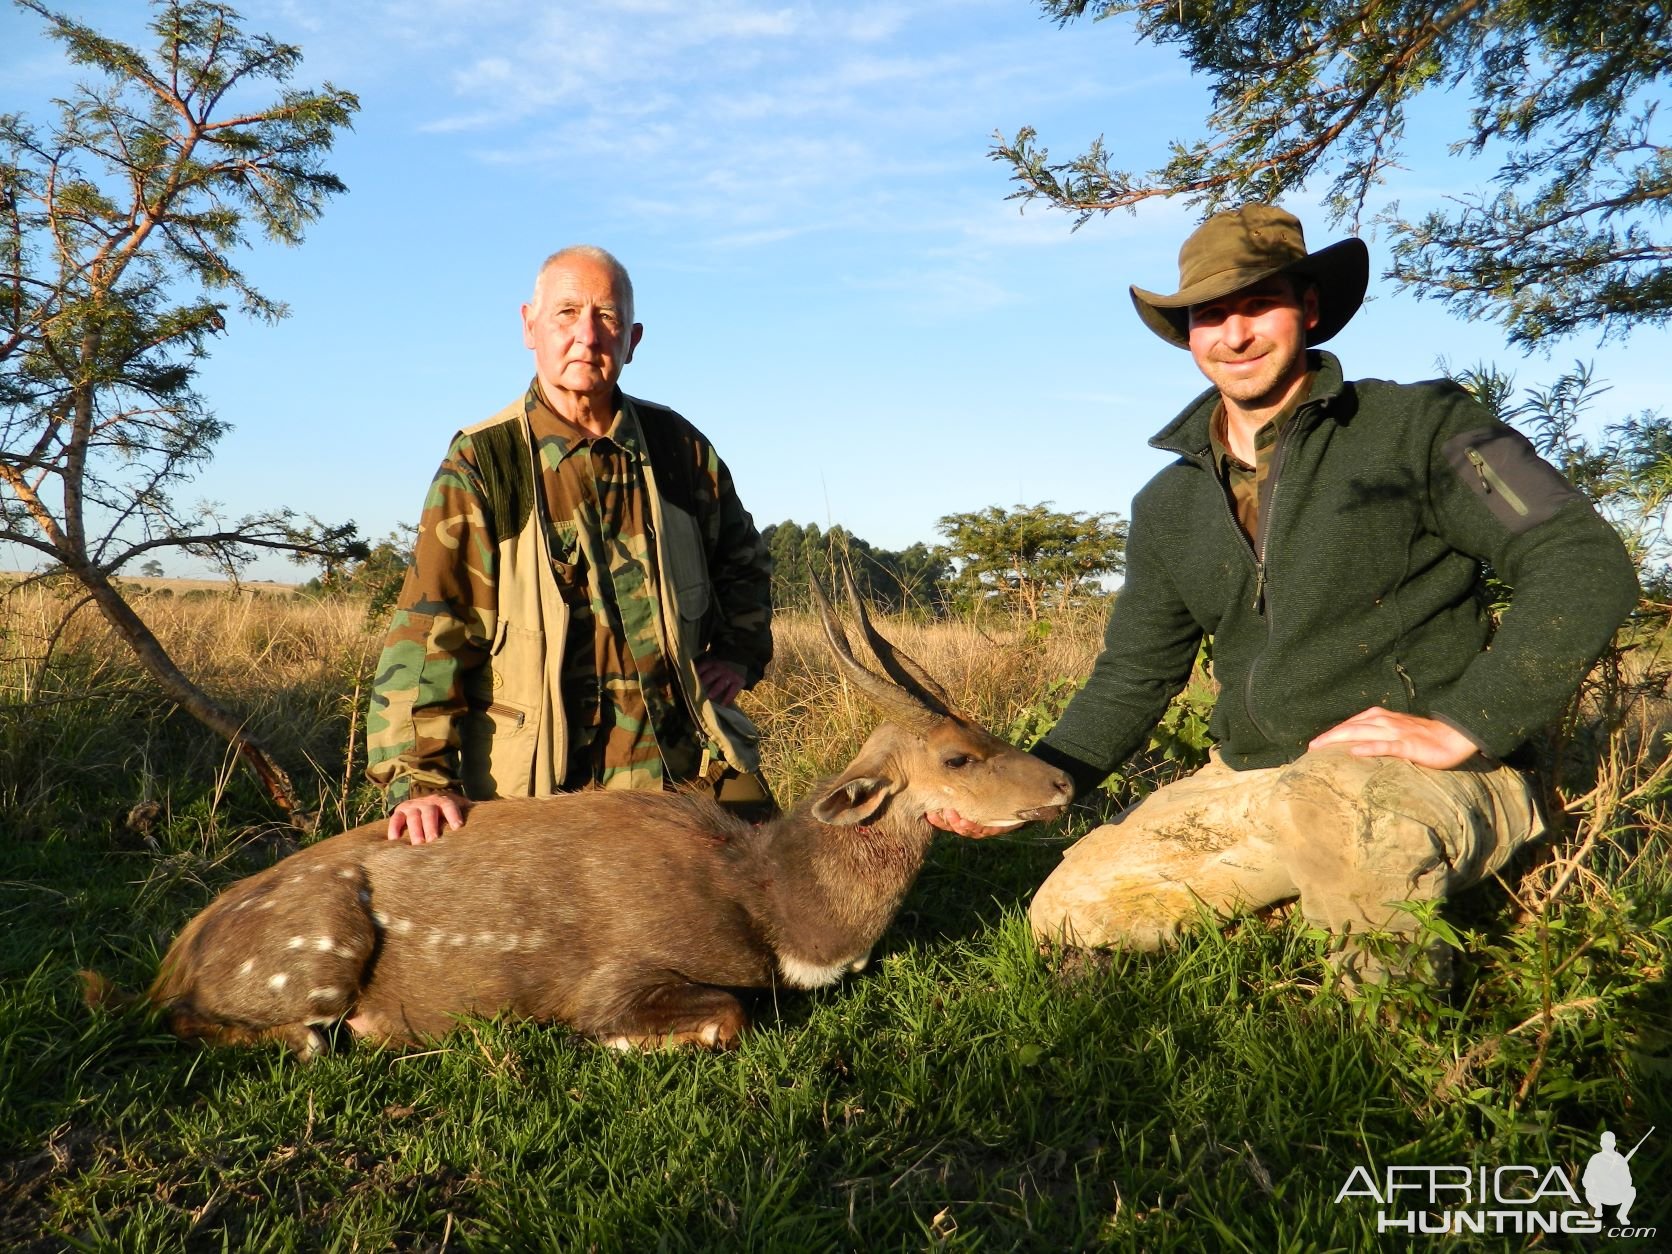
[1465,447,1530,516]
[484,701,526,728]
[1216,419,1296,743]
[1393,659,1417,705]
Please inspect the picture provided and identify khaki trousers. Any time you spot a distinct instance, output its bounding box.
[1029,749,1544,983]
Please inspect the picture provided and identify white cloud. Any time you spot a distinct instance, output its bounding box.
[705,222,829,249]
[845,267,1018,319]
[239,0,1171,262]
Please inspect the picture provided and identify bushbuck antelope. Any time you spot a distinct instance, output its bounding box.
[87,573,1071,1057]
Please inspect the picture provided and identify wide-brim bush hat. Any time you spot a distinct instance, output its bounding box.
[1130,204,1370,348]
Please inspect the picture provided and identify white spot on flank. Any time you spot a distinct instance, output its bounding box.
[475,932,496,946]
[313,937,337,952]
[238,959,255,976]
[307,986,342,1003]
[500,935,520,951]
[268,973,289,990]
[257,899,276,911]
[449,934,466,946]
[426,930,443,946]
[287,936,305,950]
[778,952,858,990]
[337,868,356,879]
[391,918,414,937]
[372,910,391,928]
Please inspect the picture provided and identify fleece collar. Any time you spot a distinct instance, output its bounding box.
[1149,350,1349,464]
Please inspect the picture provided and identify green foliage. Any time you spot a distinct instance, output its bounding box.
[760,520,951,614]
[0,0,363,579]
[1142,641,1215,771]
[995,1,1672,347]
[936,500,1126,621]
[300,526,414,621]
[1003,674,1084,748]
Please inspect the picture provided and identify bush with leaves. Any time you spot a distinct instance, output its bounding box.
[0,1,361,812]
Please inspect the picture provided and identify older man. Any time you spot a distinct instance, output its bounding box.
[1022,205,1637,988]
[367,246,773,843]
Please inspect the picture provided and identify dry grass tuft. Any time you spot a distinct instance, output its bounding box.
[1,582,373,704]
[742,609,1104,796]
[1,586,1109,818]
[1,584,384,829]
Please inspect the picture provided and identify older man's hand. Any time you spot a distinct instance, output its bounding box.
[696,656,746,706]
[1308,707,1479,770]
[386,791,469,845]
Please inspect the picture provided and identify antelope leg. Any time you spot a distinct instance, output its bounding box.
[591,978,748,1050]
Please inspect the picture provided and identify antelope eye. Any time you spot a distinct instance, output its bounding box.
[943,754,974,770]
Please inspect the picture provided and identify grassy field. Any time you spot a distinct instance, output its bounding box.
[1,584,1668,1250]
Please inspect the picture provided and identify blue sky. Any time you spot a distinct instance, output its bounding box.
[3,0,1668,581]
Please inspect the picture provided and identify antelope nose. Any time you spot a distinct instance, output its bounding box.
[1051,772,1072,797]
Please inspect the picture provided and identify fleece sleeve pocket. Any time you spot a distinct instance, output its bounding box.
[1441,426,1584,535]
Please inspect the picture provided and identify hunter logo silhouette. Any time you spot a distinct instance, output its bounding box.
[1583,1127,1653,1225]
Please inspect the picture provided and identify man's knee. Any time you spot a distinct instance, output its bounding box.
[1028,865,1194,952]
[1270,750,1457,910]
[1276,748,1541,895]
[1027,815,1292,951]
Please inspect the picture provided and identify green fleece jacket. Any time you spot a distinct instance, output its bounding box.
[1038,351,1638,788]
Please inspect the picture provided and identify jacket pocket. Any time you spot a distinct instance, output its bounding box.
[659,504,711,623]
[1441,426,1582,535]
[459,622,544,799]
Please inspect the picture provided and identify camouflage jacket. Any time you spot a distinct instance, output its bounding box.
[366,384,773,805]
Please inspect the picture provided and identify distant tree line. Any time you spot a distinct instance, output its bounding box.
[761,521,951,615]
[762,502,1128,621]
[300,505,1130,627]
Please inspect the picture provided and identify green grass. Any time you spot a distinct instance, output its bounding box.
[3,605,1671,1250]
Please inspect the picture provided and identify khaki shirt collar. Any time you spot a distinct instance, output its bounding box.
[1207,369,1317,476]
[524,379,647,463]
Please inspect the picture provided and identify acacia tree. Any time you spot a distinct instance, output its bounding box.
[1,0,360,814]
[936,502,1126,621]
[994,1,1672,347]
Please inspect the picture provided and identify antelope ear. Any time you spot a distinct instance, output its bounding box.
[810,774,897,826]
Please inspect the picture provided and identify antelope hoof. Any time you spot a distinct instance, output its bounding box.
[598,1018,742,1051]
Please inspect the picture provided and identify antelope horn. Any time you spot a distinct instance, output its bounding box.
[838,561,957,715]
[809,567,941,732]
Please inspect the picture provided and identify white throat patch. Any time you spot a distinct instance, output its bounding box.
[777,952,862,989]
